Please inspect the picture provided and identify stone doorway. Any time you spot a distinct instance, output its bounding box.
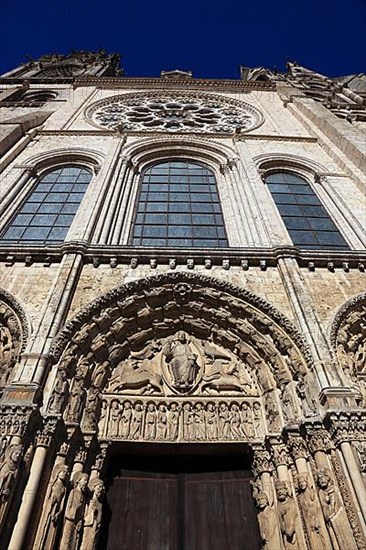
[99,448,261,550]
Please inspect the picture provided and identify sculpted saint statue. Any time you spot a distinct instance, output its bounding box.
[36,464,68,549]
[48,369,68,413]
[0,444,22,503]
[317,468,357,550]
[59,471,88,550]
[276,481,301,549]
[80,479,105,550]
[162,331,199,390]
[254,491,282,550]
[296,473,331,550]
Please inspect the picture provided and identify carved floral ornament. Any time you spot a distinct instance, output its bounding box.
[46,274,318,443]
[85,91,264,134]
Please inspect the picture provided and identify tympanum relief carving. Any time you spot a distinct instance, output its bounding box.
[334,294,366,404]
[0,300,23,391]
[107,330,258,397]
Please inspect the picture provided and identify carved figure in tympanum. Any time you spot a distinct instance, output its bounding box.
[162,331,201,393]
[156,404,168,439]
[145,403,157,439]
[120,401,132,437]
[316,467,357,550]
[296,473,331,550]
[193,402,206,440]
[130,403,143,439]
[252,402,265,437]
[206,403,218,440]
[108,401,120,438]
[218,402,231,439]
[36,464,68,549]
[59,471,88,550]
[276,481,301,550]
[168,402,180,440]
[80,479,105,550]
[182,403,194,440]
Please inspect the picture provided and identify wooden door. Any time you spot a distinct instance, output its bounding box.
[100,454,261,550]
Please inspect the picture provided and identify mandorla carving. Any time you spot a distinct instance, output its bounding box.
[100,398,266,443]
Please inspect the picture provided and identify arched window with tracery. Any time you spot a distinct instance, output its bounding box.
[0,165,92,243]
[130,160,228,247]
[265,171,349,249]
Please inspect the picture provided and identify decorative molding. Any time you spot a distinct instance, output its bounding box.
[329,291,366,349]
[49,272,314,367]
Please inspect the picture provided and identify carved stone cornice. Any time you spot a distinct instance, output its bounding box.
[1,244,365,271]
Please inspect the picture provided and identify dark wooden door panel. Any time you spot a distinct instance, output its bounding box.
[100,456,260,550]
[104,474,178,550]
[184,474,261,550]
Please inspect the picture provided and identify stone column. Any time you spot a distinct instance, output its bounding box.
[252,444,273,497]
[329,414,366,527]
[8,425,54,550]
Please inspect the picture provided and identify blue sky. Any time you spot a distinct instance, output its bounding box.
[1,0,365,78]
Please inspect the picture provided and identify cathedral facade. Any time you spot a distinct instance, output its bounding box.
[0,51,365,549]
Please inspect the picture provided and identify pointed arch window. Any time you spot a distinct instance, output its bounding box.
[265,171,349,249]
[131,161,228,247]
[1,165,92,243]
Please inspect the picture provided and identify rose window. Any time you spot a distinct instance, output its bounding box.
[86,92,263,134]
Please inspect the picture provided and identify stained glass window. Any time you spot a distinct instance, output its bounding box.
[131,161,228,247]
[1,166,92,243]
[265,172,349,249]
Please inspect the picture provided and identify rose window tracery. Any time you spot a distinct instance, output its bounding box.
[86,92,263,133]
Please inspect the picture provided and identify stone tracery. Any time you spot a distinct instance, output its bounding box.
[86,92,264,134]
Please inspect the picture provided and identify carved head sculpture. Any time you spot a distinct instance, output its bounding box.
[255,491,269,510]
[317,468,333,489]
[177,331,187,344]
[124,400,132,410]
[5,444,22,466]
[297,473,309,491]
[73,471,88,491]
[89,478,105,499]
[52,464,68,482]
[276,481,290,502]
[147,403,155,412]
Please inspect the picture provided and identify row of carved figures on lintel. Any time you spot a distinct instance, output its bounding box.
[34,464,104,550]
[98,398,266,442]
[253,467,358,550]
